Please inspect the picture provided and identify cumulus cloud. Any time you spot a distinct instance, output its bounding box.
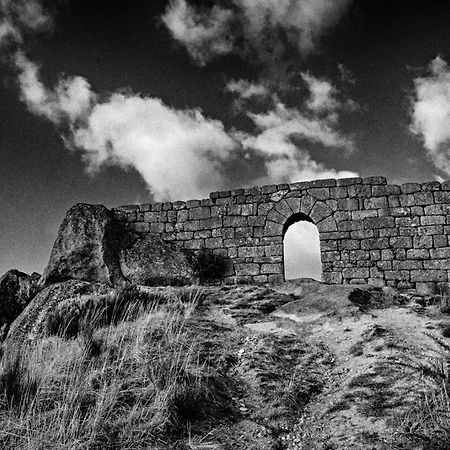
[14,53,238,201]
[410,56,450,175]
[163,0,353,66]
[226,79,270,100]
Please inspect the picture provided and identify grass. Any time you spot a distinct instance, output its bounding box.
[0,285,236,449]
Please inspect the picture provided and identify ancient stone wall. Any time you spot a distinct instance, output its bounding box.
[113,176,450,291]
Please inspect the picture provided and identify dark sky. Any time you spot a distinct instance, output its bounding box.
[2,0,450,275]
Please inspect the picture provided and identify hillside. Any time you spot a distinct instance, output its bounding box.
[1,278,450,449]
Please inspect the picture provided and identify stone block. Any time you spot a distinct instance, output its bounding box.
[434,235,448,247]
[350,229,374,239]
[230,188,245,197]
[261,263,283,274]
[379,228,399,237]
[224,216,248,227]
[184,220,201,232]
[352,210,377,220]
[401,183,421,194]
[128,222,150,233]
[339,240,360,250]
[370,250,381,261]
[389,236,412,249]
[194,230,211,239]
[399,194,415,207]
[393,260,422,270]
[186,200,201,208]
[323,272,342,283]
[336,177,362,187]
[330,186,348,198]
[343,268,369,279]
[421,181,441,191]
[205,237,223,249]
[275,201,294,218]
[248,216,266,227]
[424,205,443,215]
[334,211,352,221]
[260,184,278,194]
[321,231,350,239]
[442,180,450,191]
[167,210,177,222]
[434,191,450,203]
[320,240,337,251]
[349,250,370,261]
[317,216,337,232]
[418,225,443,235]
[268,274,285,283]
[424,259,450,270]
[115,204,140,212]
[184,240,204,250]
[337,198,359,210]
[389,207,411,217]
[364,197,388,209]
[238,246,264,258]
[430,248,450,259]
[310,202,332,223]
[407,249,429,259]
[368,278,386,288]
[377,260,392,270]
[396,217,419,227]
[381,249,394,260]
[310,178,336,188]
[411,206,424,215]
[202,217,222,229]
[265,244,284,256]
[235,263,260,276]
[210,191,220,200]
[321,251,341,262]
[413,192,434,205]
[253,275,269,283]
[290,181,311,190]
[385,270,410,281]
[176,231,193,240]
[388,197,401,207]
[411,270,447,282]
[149,223,165,233]
[337,220,364,232]
[163,202,173,211]
[372,185,401,196]
[300,195,316,215]
[361,238,389,250]
[285,197,301,214]
[416,282,437,295]
[211,205,227,216]
[362,176,387,185]
[308,187,330,200]
[241,204,255,216]
[364,216,395,229]
[227,205,242,215]
[258,203,273,216]
[235,227,253,238]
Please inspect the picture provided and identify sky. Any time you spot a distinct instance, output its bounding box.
[2,0,450,277]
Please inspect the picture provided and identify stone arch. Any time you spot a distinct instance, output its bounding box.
[263,195,337,281]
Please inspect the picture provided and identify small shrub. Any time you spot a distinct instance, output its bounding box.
[193,249,228,284]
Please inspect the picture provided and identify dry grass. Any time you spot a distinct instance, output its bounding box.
[0,286,234,449]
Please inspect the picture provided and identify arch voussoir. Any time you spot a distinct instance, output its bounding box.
[300,195,316,216]
[309,201,332,224]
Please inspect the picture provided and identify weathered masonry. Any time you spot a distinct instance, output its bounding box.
[113,176,450,290]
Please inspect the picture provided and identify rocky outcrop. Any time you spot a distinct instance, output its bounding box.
[120,233,196,285]
[40,203,128,286]
[4,280,113,350]
[0,269,40,341]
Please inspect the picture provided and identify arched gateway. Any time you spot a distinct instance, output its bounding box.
[113,176,450,291]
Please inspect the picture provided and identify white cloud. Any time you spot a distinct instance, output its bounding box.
[0,0,51,46]
[163,0,353,65]
[302,73,340,115]
[15,53,238,201]
[226,79,270,99]
[72,95,238,201]
[411,56,450,175]
[161,0,235,66]
[239,99,356,183]
[15,52,96,123]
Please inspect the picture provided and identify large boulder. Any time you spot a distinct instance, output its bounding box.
[4,280,113,351]
[120,233,197,285]
[40,203,128,286]
[0,269,40,341]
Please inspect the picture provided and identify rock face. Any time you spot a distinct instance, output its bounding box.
[4,280,113,350]
[0,269,40,341]
[40,203,128,286]
[120,233,196,285]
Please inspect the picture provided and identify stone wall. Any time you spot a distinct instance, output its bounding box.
[113,176,450,291]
